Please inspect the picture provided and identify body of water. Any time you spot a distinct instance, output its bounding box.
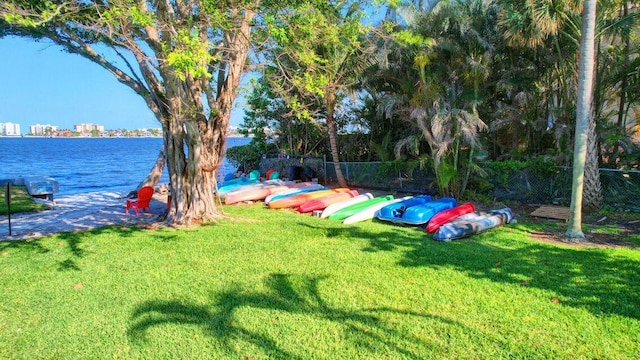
[0,137,251,195]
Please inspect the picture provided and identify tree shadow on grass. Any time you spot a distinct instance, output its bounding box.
[128,273,464,359]
[312,220,640,320]
[0,225,160,271]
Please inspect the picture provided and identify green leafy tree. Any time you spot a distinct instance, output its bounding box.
[241,75,326,156]
[263,0,378,187]
[1,0,259,225]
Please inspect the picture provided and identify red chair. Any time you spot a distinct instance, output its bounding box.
[126,186,154,215]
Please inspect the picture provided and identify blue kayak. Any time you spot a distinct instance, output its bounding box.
[217,178,260,194]
[375,195,431,223]
[377,196,456,225]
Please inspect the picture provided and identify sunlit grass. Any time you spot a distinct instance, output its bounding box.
[1,204,639,359]
[0,185,48,215]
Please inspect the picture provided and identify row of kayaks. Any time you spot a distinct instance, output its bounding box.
[219,180,515,241]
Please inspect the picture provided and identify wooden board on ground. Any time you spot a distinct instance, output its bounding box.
[530,205,570,221]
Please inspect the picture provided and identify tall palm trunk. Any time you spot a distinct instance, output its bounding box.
[617,2,630,129]
[583,114,603,211]
[327,108,348,187]
[325,91,347,187]
[566,0,597,241]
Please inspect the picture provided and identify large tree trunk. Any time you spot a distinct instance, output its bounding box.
[163,6,255,225]
[583,114,603,211]
[566,0,597,241]
[163,113,221,225]
[134,149,166,193]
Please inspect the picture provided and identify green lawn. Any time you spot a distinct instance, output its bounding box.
[0,185,48,215]
[1,204,639,359]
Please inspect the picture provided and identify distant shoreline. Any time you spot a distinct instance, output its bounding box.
[0,134,249,139]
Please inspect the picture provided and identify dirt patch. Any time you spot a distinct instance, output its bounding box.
[511,204,640,249]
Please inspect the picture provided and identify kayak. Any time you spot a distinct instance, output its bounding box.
[298,190,360,213]
[377,197,457,225]
[320,193,374,218]
[217,178,260,194]
[221,176,252,187]
[328,195,395,221]
[433,208,515,241]
[225,182,313,205]
[426,202,476,233]
[264,184,327,204]
[268,188,353,209]
[343,196,413,225]
[375,195,433,223]
[218,179,287,197]
[220,170,260,187]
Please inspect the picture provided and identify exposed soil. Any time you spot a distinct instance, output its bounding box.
[510,204,640,249]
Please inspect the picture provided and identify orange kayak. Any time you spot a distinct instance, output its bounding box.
[268,188,352,209]
[298,190,359,213]
[225,182,313,205]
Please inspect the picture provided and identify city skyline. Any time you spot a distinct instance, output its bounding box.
[0,37,248,132]
[0,120,242,136]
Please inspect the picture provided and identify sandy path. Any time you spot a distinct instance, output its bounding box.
[0,191,169,240]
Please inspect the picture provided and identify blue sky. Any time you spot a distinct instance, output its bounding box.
[0,37,247,132]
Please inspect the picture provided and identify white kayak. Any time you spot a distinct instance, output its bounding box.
[343,196,413,225]
[320,193,373,218]
[264,184,326,204]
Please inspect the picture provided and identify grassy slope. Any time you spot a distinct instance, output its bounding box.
[0,185,48,215]
[1,204,639,359]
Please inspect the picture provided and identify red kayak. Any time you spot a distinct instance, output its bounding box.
[268,188,352,209]
[298,190,359,213]
[426,202,476,233]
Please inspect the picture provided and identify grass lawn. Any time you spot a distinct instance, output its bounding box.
[0,185,48,215]
[1,204,639,359]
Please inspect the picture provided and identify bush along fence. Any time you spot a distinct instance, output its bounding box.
[323,161,640,212]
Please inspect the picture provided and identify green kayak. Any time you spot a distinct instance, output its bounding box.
[328,195,394,220]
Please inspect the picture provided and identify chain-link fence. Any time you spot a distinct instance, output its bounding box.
[325,161,438,193]
[259,154,326,182]
[325,161,640,212]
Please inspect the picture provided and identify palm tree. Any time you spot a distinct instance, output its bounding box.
[498,0,608,211]
[566,0,597,241]
[389,0,493,197]
[497,0,582,152]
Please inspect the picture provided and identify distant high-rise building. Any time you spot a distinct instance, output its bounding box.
[30,124,58,136]
[74,123,105,133]
[0,122,21,136]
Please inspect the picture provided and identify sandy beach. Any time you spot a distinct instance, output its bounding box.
[0,191,169,241]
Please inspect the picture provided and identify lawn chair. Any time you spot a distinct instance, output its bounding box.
[126,186,154,215]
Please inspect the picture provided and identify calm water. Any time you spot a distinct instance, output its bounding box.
[0,137,250,195]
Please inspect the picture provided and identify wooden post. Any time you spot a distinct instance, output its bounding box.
[5,183,12,236]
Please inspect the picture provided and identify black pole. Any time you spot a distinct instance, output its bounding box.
[5,182,11,236]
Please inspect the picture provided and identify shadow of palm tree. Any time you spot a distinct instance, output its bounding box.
[0,225,158,271]
[307,220,640,320]
[128,273,463,358]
